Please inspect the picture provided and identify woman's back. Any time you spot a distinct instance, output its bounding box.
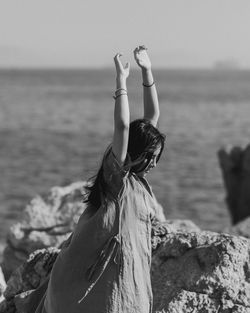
[42,149,161,313]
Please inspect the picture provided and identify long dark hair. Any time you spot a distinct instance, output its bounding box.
[84,119,165,213]
[128,119,165,172]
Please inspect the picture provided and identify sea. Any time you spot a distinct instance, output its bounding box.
[0,68,250,249]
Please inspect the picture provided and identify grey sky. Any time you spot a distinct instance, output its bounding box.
[0,0,250,68]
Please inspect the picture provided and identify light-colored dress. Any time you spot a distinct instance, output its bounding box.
[35,146,165,313]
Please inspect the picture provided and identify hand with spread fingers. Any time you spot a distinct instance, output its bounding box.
[114,53,130,80]
[133,45,151,70]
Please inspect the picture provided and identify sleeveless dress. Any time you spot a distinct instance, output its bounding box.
[35,146,165,313]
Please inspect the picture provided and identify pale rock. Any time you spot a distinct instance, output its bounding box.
[151,229,250,313]
[151,219,200,250]
[1,181,87,279]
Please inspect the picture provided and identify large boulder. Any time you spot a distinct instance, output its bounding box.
[151,226,250,313]
[1,181,87,279]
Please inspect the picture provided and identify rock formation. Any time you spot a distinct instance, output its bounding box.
[0,248,59,313]
[0,218,198,313]
[151,225,250,312]
[218,144,250,224]
[0,221,250,313]
[1,181,87,279]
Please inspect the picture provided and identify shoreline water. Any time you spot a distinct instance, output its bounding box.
[1,69,250,245]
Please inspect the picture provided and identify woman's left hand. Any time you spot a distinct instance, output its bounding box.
[114,53,130,80]
[133,45,151,70]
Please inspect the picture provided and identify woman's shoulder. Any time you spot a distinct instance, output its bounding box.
[103,145,130,178]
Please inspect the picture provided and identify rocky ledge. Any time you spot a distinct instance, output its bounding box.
[0,181,249,313]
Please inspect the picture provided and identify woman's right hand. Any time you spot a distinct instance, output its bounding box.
[133,45,151,70]
[114,53,130,80]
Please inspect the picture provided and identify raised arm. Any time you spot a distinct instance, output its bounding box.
[112,53,130,165]
[134,45,160,127]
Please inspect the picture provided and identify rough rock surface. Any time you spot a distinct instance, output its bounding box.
[151,220,200,250]
[218,144,250,224]
[0,219,198,312]
[4,248,59,300]
[223,217,250,239]
[151,227,250,313]
[0,248,60,313]
[156,219,200,233]
[1,222,250,313]
[1,181,87,279]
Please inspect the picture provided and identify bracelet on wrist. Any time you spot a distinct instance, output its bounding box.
[115,88,127,95]
[113,93,128,100]
[114,89,127,98]
[142,82,155,87]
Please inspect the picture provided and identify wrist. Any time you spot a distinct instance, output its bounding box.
[141,67,152,74]
[116,75,127,81]
[116,76,127,89]
[141,68,154,86]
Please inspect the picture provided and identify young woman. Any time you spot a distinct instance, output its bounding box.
[34,45,166,313]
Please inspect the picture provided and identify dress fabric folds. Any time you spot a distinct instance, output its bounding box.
[35,146,164,313]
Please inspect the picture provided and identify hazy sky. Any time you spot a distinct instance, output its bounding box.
[0,0,250,68]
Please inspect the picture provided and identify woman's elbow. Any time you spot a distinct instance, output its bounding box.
[145,112,160,127]
[154,110,160,123]
[115,121,130,131]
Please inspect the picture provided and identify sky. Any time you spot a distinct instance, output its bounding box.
[0,0,250,68]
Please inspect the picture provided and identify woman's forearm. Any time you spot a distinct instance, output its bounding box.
[142,68,160,127]
[112,53,130,164]
[114,76,129,128]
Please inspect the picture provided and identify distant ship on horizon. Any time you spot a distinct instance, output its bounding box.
[213,59,241,70]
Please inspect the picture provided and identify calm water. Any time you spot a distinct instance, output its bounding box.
[1,68,250,246]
